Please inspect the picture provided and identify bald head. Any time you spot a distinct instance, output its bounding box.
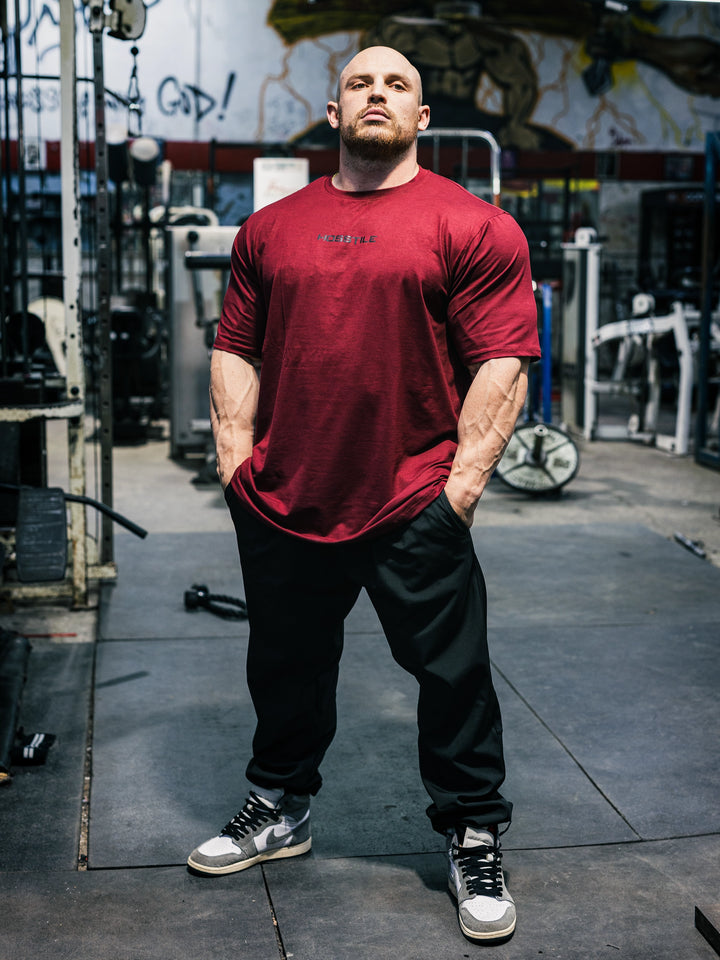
[336,45,424,106]
[327,44,430,187]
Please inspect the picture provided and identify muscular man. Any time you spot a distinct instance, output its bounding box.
[188,45,540,945]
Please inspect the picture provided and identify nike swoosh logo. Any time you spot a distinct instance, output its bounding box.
[265,826,293,847]
[258,810,310,847]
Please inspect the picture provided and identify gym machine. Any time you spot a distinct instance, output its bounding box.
[0,0,148,606]
[560,223,719,456]
[586,294,707,455]
[560,227,601,435]
[166,155,310,470]
[166,224,236,460]
[496,282,580,495]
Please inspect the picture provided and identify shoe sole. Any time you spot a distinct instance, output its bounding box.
[448,880,516,942]
[187,837,312,876]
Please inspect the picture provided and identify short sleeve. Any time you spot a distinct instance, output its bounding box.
[446,212,540,366]
[213,223,266,359]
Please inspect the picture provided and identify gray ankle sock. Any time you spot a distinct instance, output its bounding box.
[253,786,284,806]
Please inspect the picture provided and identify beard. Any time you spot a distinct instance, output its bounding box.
[338,106,418,162]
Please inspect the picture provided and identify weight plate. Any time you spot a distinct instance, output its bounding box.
[496,422,580,493]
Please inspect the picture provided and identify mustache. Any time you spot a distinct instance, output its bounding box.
[361,105,391,119]
[338,104,397,125]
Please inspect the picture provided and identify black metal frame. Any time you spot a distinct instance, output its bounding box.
[695,132,720,470]
[89,19,116,563]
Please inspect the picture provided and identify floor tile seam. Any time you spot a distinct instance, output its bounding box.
[96,634,244,644]
[491,658,644,841]
[74,860,277,873]
[0,866,111,877]
[489,615,720,632]
[77,640,98,873]
[11,635,97,646]
[476,522,718,544]
[503,831,720,852]
[259,832,720,866]
[260,865,288,959]
[76,862,188,873]
[473,521,649,531]
[29,829,720,874]
[346,616,720,636]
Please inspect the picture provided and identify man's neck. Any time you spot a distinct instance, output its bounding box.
[332,147,419,192]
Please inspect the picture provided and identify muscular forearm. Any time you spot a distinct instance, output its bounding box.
[209,348,260,489]
[444,357,529,526]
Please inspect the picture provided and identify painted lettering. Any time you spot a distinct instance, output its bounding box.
[157,77,218,122]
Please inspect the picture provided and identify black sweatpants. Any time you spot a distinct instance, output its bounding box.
[226,487,512,833]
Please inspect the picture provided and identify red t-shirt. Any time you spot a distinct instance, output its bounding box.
[214,167,540,542]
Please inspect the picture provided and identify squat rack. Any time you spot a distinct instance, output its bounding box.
[0,0,89,605]
[0,0,147,607]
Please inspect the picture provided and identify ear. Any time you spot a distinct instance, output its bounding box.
[418,104,430,132]
[327,100,340,130]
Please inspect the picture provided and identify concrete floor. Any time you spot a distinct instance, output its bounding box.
[1,427,720,959]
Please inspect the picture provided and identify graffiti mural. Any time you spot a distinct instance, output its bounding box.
[1,0,719,150]
[268,0,720,150]
[276,4,569,150]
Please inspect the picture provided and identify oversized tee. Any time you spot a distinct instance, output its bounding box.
[214,167,540,542]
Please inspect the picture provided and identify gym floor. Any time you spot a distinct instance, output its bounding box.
[1,426,720,959]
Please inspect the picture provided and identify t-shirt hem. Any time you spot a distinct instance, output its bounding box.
[465,349,542,365]
[227,474,447,544]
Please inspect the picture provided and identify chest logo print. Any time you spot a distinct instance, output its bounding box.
[316,233,377,246]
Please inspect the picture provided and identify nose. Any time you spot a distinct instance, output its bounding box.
[368,80,386,101]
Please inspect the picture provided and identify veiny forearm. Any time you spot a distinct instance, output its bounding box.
[445,357,529,525]
[209,349,260,489]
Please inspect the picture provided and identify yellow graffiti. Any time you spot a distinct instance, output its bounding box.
[634,69,684,147]
[256,36,358,141]
[669,4,694,36]
[255,44,322,141]
[317,36,358,100]
[683,95,705,148]
[585,95,646,149]
[533,37,576,131]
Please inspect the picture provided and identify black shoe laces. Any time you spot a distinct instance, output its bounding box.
[220,792,280,842]
[453,841,504,898]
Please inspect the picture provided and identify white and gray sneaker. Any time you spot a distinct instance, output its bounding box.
[448,825,516,942]
[187,790,311,875]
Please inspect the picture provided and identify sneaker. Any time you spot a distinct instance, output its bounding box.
[448,825,516,942]
[187,790,311,875]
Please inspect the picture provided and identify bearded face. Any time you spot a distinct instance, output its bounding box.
[336,103,420,161]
